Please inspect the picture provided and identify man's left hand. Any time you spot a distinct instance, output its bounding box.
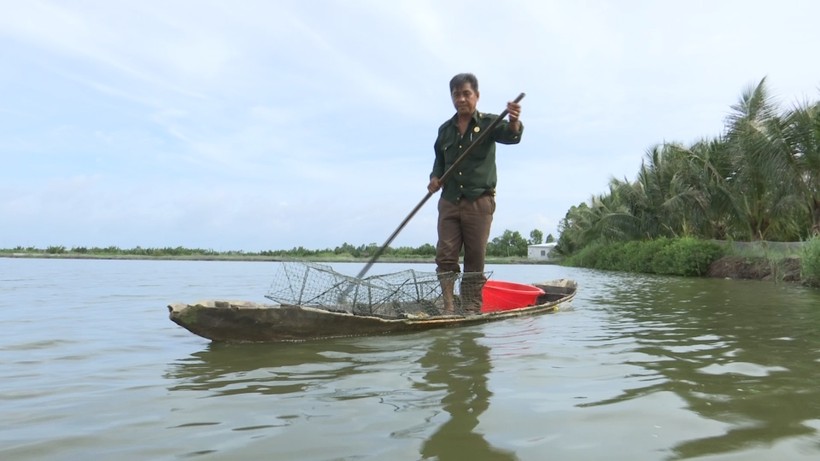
[507,101,522,132]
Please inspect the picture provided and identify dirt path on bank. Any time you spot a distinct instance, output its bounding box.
[707,255,802,282]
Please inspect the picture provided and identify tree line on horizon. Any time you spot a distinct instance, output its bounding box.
[2,229,556,258]
[557,77,820,256]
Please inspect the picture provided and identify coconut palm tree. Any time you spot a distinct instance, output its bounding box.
[597,179,643,240]
[556,78,819,255]
[556,187,637,253]
[722,77,804,240]
[556,202,593,255]
[676,137,739,239]
[781,98,820,236]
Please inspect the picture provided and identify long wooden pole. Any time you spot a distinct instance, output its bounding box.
[353,92,526,280]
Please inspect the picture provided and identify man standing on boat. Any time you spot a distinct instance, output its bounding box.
[427,73,523,315]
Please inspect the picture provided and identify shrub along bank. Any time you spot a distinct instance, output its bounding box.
[563,236,820,287]
[563,237,724,276]
[803,237,820,287]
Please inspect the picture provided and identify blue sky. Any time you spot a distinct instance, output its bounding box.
[2,0,820,252]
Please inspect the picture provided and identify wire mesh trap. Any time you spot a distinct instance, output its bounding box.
[265,261,490,318]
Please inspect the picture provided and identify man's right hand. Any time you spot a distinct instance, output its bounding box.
[427,177,442,193]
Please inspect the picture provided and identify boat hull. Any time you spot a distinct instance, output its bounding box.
[168,279,576,343]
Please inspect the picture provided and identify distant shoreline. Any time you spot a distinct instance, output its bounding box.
[0,253,546,265]
[1,252,810,284]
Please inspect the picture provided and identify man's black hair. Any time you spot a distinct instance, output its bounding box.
[449,73,478,93]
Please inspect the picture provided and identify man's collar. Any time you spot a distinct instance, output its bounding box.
[450,110,481,124]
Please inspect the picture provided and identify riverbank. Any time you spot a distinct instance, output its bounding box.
[0,252,540,265]
[706,255,803,282]
[1,251,810,285]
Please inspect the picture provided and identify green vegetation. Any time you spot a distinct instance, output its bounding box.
[553,78,818,284]
[563,237,724,276]
[803,237,820,287]
[556,78,820,256]
[0,228,555,261]
[0,243,436,261]
[5,245,225,258]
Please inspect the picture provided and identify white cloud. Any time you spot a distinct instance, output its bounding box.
[2,0,820,250]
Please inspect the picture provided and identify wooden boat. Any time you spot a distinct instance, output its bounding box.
[168,279,576,343]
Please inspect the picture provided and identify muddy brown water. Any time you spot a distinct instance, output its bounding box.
[1,258,819,460]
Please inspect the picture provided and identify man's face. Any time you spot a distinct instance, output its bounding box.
[451,83,479,116]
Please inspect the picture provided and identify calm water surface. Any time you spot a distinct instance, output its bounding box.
[1,258,819,460]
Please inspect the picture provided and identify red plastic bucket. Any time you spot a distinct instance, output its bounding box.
[481,280,545,312]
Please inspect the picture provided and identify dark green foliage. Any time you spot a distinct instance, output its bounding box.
[46,246,66,254]
[803,237,820,287]
[558,79,820,250]
[668,237,725,275]
[486,230,528,257]
[2,241,441,260]
[564,238,725,276]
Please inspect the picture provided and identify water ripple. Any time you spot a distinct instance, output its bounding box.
[2,259,820,460]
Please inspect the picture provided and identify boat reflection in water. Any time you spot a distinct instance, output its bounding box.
[165,341,371,397]
[165,332,518,459]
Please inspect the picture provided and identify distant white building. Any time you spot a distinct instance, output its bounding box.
[527,242,558,261]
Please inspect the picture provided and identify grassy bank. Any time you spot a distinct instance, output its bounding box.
[561,236,820,287]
